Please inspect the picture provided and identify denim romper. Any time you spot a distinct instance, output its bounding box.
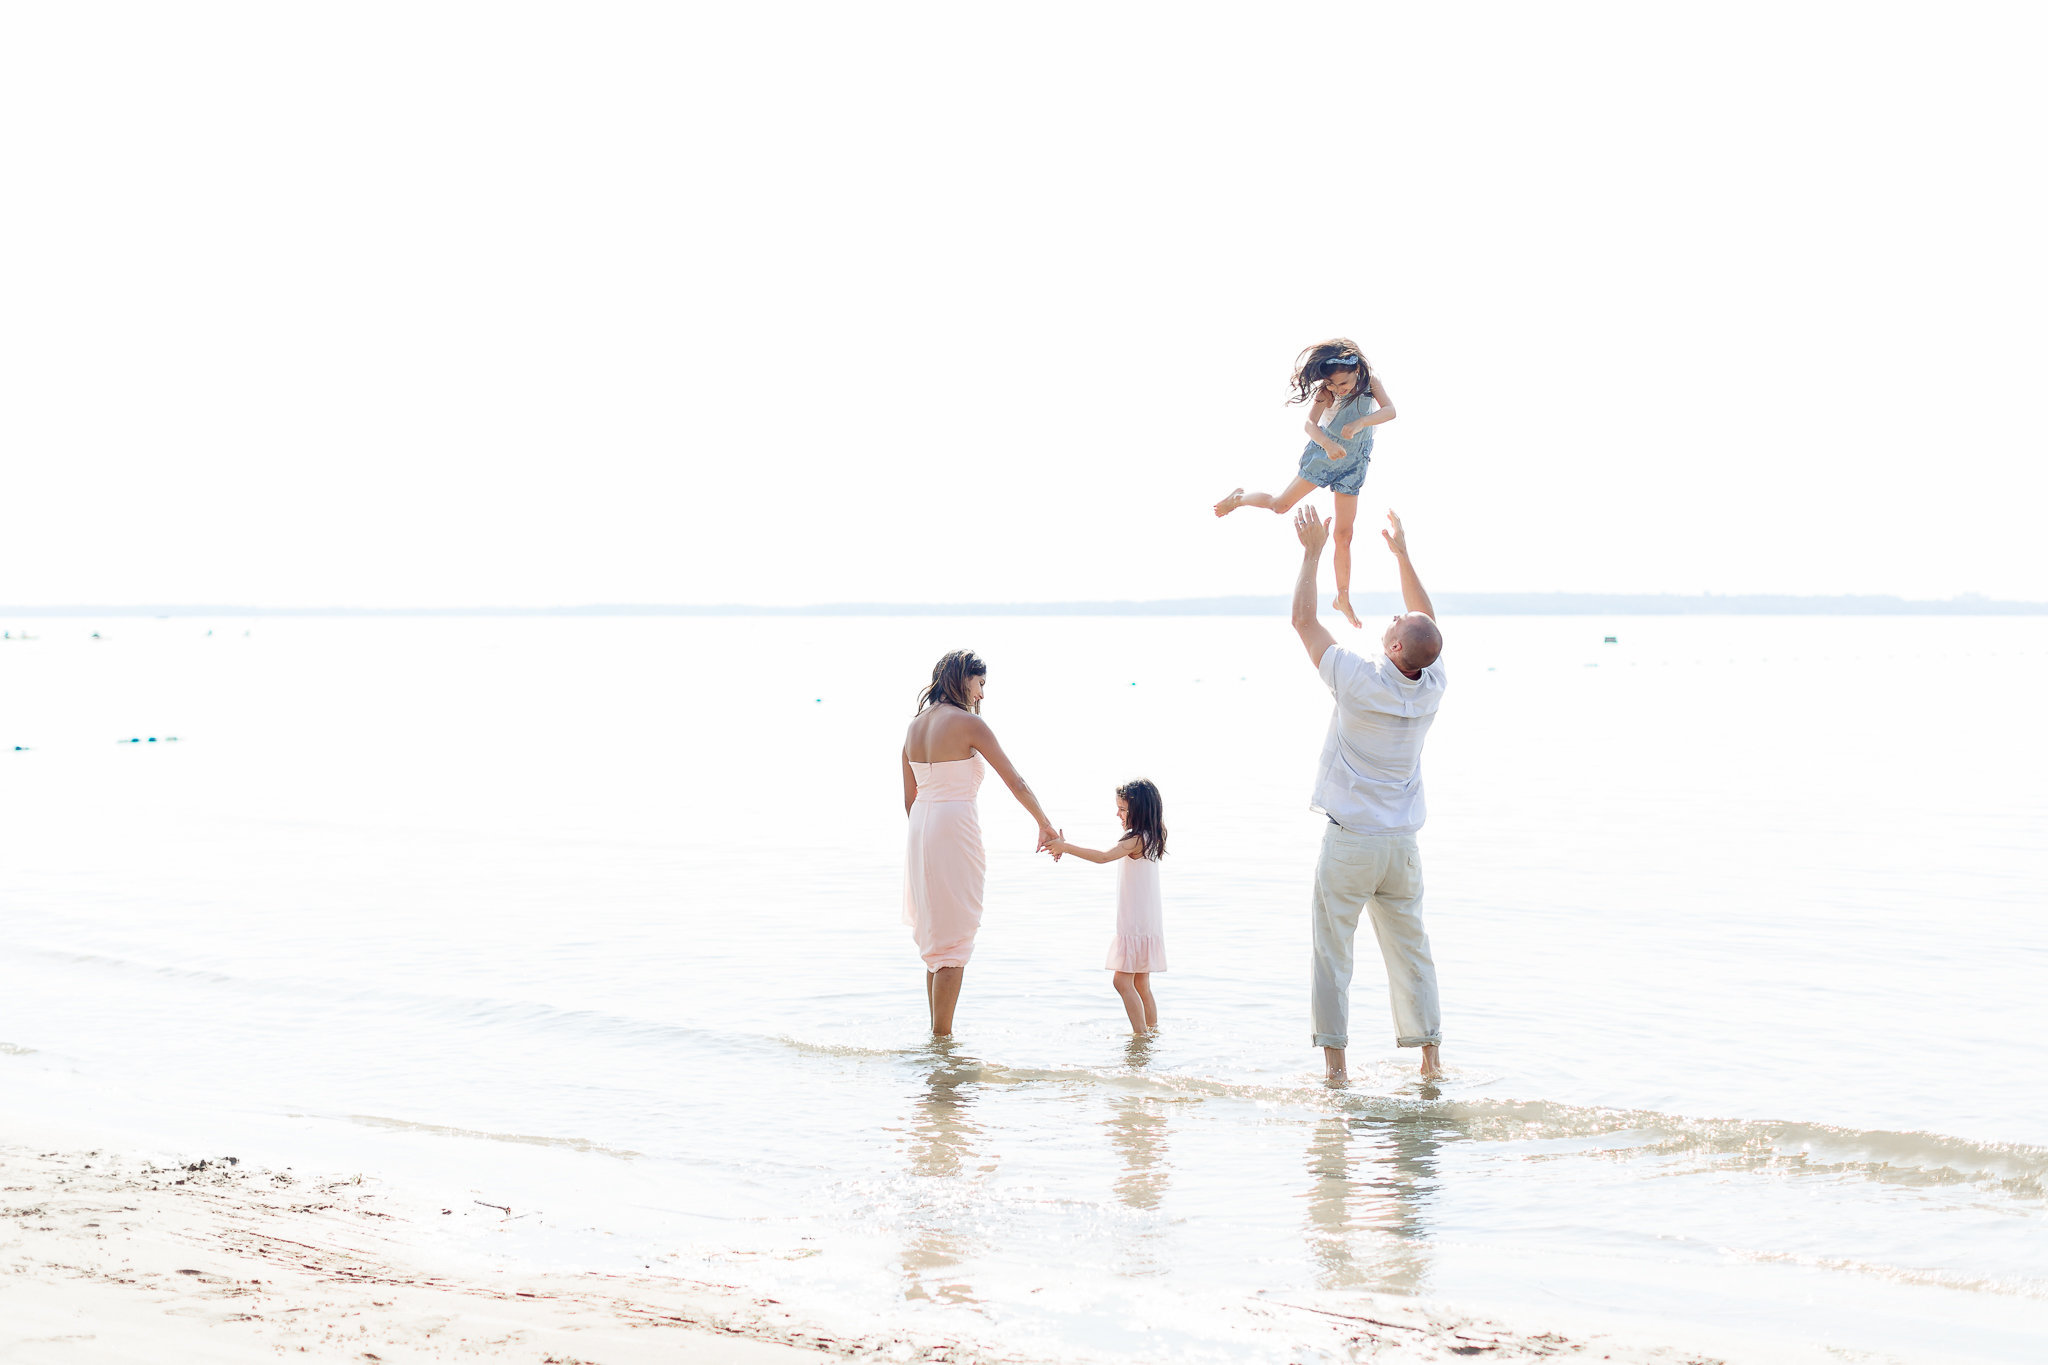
[1297,389,1375,497]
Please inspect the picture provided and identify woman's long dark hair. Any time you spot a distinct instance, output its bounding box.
[915,649,986,714]
[1118,779,1166,860]
[1287,337,1372,406]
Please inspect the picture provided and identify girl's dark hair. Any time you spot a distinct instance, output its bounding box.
[1287,337,1372,406]
[1118,779,1167,860]
[916,649,986,714]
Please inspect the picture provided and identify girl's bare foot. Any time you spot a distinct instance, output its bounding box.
[1332,593,1363,628]
[1213,488,1245,517]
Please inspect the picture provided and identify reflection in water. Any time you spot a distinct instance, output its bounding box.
[1304,1098,1450,1295]
[1102,1035,1174,1274]
[900,1042,986,1304]
[1107,1036,1172,1211]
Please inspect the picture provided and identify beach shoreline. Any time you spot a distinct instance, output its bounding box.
[0,1122,1744,1364]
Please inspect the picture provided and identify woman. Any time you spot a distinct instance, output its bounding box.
[902,649,1058,1036]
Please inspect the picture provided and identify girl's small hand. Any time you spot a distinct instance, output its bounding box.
[1340,420,1365,440]
[1321,443,1346,461]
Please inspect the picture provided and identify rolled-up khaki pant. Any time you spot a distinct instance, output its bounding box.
[1310,822,1441,1049]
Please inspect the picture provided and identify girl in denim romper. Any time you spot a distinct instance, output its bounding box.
[1213,339,1398,628]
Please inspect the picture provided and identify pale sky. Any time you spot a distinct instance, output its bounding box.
[4,2,2043,607]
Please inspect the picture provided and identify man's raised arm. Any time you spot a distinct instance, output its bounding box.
[1381,510,1436,620]
[1291,506,1339,667]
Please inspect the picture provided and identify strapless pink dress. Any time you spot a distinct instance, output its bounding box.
[903,755,987,971]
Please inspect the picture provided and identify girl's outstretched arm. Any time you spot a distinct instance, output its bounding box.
[1046,835,1140,865]
[1339,374,1398,439]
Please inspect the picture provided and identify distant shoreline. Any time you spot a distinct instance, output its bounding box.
[2,592,2044,617]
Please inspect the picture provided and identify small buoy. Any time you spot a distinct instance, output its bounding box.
[1603,636,1618,644]
[814,698,822,703]
[147,737,157,743]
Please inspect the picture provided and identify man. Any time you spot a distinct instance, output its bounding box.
[1289,505,1446,1081]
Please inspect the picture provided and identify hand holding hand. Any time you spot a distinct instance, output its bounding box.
[1036,825,1063,861]
[1380,509,1408,558]
[1295,505,1330,555]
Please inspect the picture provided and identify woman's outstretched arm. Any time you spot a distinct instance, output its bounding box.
[1046,835,1139,865]
[964,718,1057,850]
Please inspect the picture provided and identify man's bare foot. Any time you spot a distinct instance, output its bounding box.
[1332,593,1363,628]
[1213,488,1245,517]
[1420,1044,1443,1079]
[1322,1045,1347,1082]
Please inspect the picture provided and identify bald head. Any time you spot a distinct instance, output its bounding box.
[1382,611,1442,675]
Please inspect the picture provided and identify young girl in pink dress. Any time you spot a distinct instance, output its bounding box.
[1046,780,1168,1035]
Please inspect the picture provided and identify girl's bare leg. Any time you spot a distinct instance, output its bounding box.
[1215,477,1317,517]
[1134,973,1158,1029]
[929,966,965,1036]
[1112,972,1149,1034]
[1330,493,1363,627]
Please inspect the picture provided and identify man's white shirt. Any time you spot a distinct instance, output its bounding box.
[1312,644,1447,836]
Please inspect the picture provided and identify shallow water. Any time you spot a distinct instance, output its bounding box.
[3,615,2045,1361]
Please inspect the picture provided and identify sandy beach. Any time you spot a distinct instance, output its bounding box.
[0,1126,1742,1365]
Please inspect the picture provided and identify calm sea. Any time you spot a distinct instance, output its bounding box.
[3,615,2044,1362]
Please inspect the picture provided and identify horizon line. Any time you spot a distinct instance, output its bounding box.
[2,591,2045,618]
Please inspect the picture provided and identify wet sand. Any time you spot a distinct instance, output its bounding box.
[0,1127,1728,1364]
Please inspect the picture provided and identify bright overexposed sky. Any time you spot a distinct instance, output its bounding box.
[3,2,2043,606]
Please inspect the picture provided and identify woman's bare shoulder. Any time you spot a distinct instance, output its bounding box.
[905,705,987,759]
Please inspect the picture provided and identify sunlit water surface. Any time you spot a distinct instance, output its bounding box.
[2,615,2044,1362]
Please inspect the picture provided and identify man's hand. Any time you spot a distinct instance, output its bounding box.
[1292,506,1338,665]
[1380,509,1408,558]
[1382,509,1436,620]
[1295,505,1330,554]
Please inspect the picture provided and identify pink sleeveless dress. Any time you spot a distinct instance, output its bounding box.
[1106,852,1167,972]
[903,755,987,971]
